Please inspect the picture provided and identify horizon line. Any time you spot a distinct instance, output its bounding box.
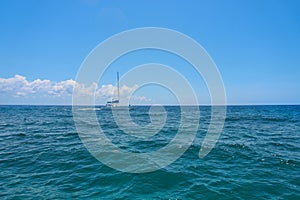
[0,103,299,106]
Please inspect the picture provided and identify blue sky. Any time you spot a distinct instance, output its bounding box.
[0,0,299,105]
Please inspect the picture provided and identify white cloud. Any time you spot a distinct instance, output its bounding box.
[130,95,151,102]
[0,75,150,104]
[96,84,138,98]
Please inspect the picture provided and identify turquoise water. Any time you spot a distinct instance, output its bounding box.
[0,105,299,199]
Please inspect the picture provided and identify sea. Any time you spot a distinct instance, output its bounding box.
[0,105,299,199]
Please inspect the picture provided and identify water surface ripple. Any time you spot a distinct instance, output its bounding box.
[0,105,299,199]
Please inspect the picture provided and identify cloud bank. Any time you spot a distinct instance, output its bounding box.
[0,75,148,105]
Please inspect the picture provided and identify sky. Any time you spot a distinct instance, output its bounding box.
[0,0,299,105]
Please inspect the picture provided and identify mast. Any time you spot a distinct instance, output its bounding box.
[117,72,120,101]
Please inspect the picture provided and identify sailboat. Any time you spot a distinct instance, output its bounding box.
[106,72,120,108]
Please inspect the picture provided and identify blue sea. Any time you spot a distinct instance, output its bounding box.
[0,105,299,199]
